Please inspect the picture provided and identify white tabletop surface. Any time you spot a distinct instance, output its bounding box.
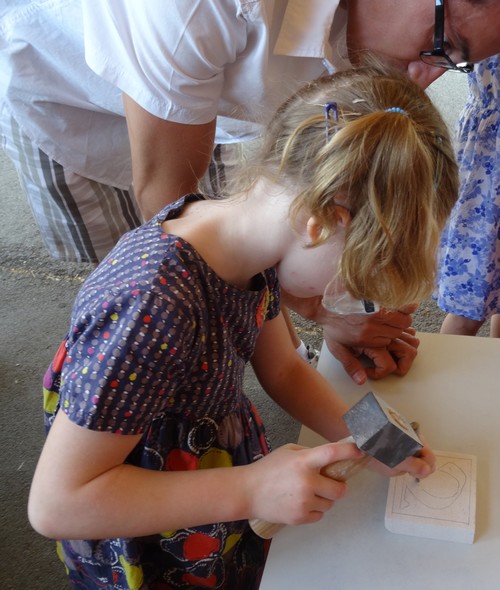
[260,332,500,590]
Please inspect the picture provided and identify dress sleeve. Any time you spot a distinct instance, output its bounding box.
[60,286,192,435]
[82,0,249,123]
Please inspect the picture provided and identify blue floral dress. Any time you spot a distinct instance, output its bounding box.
[436,56,500,320]
[42,194,279,589]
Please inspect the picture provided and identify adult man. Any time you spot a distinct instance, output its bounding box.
[3,0,500,381]
[82,0,500,217]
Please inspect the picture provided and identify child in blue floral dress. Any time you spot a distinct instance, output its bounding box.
[437,55,500,336]
[28,63,454,590]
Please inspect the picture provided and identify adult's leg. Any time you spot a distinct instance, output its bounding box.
[2,116,142,263]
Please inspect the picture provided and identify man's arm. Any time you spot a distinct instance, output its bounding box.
[123,94,216,219]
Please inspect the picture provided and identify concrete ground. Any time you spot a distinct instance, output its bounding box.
[0,73,484,589]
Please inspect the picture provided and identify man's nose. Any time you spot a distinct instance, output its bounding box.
[407,60,447,89]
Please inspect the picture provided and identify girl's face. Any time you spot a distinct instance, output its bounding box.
[276,217,346,300]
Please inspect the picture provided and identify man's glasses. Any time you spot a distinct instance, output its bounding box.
[419,0,473,73]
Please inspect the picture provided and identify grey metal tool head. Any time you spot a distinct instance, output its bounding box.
[343,391,423,468]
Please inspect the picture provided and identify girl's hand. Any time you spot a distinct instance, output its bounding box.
[244,442,364,526]
[368,436,436,480]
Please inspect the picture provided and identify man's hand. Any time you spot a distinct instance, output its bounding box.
[282,291,416,347]
[281,292,420,384]
[325,329,420,385]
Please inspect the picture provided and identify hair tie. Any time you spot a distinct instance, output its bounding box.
[384,107,409,117]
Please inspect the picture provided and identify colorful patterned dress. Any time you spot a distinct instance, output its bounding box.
[437,55,500,320]
[42,194,279,589]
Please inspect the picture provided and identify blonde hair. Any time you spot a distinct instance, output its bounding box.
[255,62,458,309]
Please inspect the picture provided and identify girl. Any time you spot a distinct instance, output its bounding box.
[29,63,457,589]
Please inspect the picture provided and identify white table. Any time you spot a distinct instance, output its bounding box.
[260,333,500,590]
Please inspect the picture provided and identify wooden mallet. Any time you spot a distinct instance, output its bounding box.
[249,391,423,539]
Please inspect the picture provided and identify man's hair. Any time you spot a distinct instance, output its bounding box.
[255,60,459,309]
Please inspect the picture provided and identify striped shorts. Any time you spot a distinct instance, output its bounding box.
[2,115,251,263]
[1,115,142,263]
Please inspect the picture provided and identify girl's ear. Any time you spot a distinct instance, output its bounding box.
[306,216,324,244]
[333,205,351,227]
[306,205,351,241]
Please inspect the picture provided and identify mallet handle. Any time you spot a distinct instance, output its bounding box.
[249,453,371,539]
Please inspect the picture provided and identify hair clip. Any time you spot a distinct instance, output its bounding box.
[325,102,339,143]
[384,107,409,117]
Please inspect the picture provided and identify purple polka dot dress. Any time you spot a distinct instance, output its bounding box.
[42,195,279,589]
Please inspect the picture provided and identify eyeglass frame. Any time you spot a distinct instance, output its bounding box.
[419,0,473,73]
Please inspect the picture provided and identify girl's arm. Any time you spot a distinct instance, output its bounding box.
[251,312,353,441]
[28,402,361,540]
[250,312,435,477]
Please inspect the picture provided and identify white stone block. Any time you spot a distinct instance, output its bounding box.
[385,450,477,544]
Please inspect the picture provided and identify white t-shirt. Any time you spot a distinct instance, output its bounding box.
[0,0,132,188]
[1,0,349,185]
[82,0,350,143]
